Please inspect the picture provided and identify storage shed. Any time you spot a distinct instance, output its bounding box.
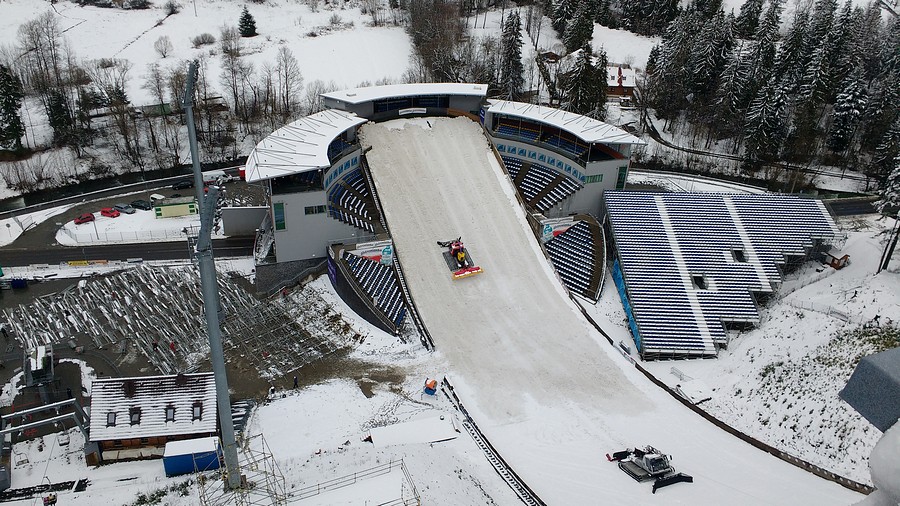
[163,436,221,476]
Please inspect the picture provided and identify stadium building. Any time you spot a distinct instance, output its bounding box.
[245,83,643,334]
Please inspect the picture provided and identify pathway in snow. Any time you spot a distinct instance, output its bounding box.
[361,117,860,505]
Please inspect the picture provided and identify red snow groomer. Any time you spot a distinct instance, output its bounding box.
[437,237,483,280]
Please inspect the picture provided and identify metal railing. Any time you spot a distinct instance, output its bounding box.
[58,227,188,244]
[289,459,419,504]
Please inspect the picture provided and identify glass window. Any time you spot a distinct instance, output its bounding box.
[304,205,326,215]
[616,166,628,189]
[165,406,175,422]
[192,402,203,421]
[106,412,116,427]
[273,202,286,231]
[130,407,141,425]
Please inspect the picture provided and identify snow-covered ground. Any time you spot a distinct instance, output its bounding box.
[2,160,896,504]
[0,0,411,108]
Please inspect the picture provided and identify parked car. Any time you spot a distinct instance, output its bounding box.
[172,179,193,190]
[100,207,120,218]
[113,203,135,214]
[130,199,152,211]
[149,193,166,202]
[74,213,95,224]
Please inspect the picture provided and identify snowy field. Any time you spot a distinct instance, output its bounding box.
[0,0,411,108]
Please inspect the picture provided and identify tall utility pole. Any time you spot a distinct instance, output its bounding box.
[183,60,242,490]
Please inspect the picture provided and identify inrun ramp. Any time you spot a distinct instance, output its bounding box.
[360,117,860,505]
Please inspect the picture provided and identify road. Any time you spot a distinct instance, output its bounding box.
[641,110,871,184]
[0,236,253,268]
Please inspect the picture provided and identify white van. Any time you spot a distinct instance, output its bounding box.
[202,170,232,185]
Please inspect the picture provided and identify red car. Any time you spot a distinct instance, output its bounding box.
[100,207,120,218]
[74,213,95,224]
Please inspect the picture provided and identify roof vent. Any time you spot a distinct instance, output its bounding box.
[175,373,188,387]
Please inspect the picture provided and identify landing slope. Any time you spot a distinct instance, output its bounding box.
[361,117,860,505]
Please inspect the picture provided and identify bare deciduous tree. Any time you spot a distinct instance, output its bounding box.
[154,36,174,58]
[274,46,302,118]
[303,79,336,115]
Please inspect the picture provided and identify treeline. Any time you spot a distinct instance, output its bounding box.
[0,4,392,192]
[641,0,898,187]
[405,0,610,118]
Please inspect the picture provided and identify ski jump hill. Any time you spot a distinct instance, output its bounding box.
[244,84,863,504]
[360,117,859,504]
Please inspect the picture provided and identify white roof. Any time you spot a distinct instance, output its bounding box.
[164,436,219,457]
[245,109,366,183]
[606,66,637,89]
[89,373,217,442]
[321,83,488,105]
[487,100,644,145]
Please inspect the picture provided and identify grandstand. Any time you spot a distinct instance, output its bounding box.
[485,100,643,218]
[543,217,605,300]
[342,251,407,330]
[606,192,839,359]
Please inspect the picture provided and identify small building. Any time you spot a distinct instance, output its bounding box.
[89,372,217,463]
[163,436,221,477]
[154,196,198,218]
[606,66,637,98]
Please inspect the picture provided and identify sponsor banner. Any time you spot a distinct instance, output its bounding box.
[399,107,427,115]
[352,240,393,263]
[380,244,393,265]
[539,217,575,243]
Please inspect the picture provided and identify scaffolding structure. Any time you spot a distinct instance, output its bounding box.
[1,266,354,379]
[198,434,286,506]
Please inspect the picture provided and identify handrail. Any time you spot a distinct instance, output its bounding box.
[289,459,419,503]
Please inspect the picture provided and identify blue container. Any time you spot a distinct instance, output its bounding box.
[163,437,221,477]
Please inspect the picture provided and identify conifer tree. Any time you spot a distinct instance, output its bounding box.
[551,0,576,35]
[743,78,787,170]
[499,11,524,100]
[734,0,764,39]
[46,89,75,148]
[870,119,900,181]
[563,0,594,53]
[561,43,607,117]
[0,64,25,150]
[876,153,900,214]
[239,6,257,37]
[826,67,867,153]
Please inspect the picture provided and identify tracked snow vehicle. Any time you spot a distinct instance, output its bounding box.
[437,237,483,280]
[606,445,693,493]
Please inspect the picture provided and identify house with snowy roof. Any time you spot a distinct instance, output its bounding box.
[89,372,217,462]
[606,66,637,98]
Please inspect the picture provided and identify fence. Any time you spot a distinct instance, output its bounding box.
[782,299,866,325]
[290,459,419,504]
[775,269,835,301]
[571,298,875,495]
[58,227,187,244]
